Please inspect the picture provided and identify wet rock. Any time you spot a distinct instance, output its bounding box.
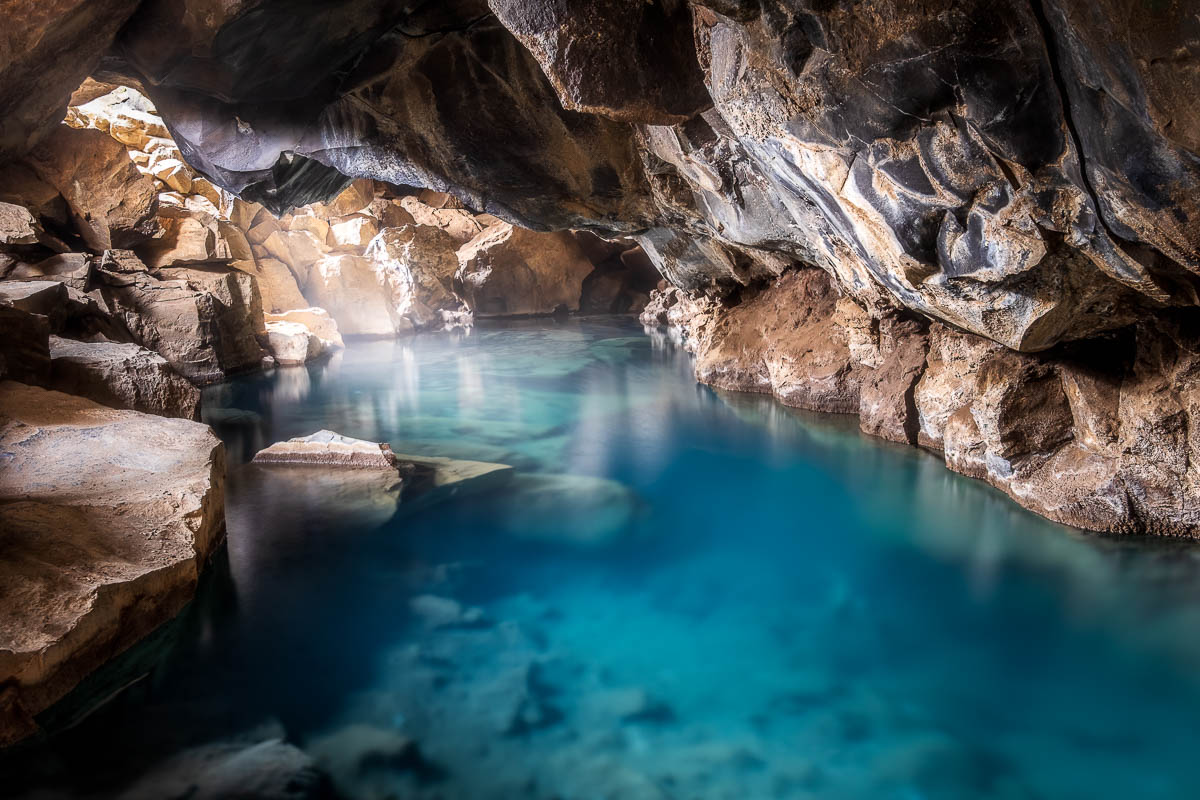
[48,336,201,420]
[0,382,224,745]
[305,723,434,796]
[856,315,931,446]
[455,223,595,317]
[253,430,398,469]
[409,595,488,630]
[389,452,514,514]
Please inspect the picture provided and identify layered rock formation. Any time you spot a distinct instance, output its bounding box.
[0,382,225,743]
[14,0,1180,537]
[0,4,1196,539]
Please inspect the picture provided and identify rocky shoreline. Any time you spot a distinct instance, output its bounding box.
[642,271,1200,537]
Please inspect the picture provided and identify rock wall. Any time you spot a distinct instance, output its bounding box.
[25,0,1183,537]
[642,272,1200,537]
[0,3,1195,543]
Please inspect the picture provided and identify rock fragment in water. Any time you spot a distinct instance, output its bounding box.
[252,429,397,469]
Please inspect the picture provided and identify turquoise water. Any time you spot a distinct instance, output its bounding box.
[10,318,1200,799]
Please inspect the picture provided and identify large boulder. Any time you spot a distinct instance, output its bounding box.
[263,321,325,367]
[0,382,224,744]
[306,254,407,336]
[48,336,201,420]
[92,264,265,384]
[488,0,711,124]
[365,225,467,330]
[454,223,594,317]
[24,125,160,251]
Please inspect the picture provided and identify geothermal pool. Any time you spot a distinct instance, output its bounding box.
[10,318,1200,799]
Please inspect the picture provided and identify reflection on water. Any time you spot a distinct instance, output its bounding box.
[9,318,1200,799]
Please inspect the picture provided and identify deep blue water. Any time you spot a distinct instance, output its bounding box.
[11,317,1200,799]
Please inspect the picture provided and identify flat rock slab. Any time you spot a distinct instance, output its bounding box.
[0,382,225,745]
[252,430,397,469]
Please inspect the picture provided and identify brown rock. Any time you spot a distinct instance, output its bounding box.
[155,262,266,340]
[365,225,467,330]
[688,270,862,414]
[0,0,142,158]
[264,321,324,366]
[6,253,92,290]
[0,382,224,744]
[137,204,230,267]
[310,179,374,217]
[857,316,930,445]
[489,0,711,125]
[264,308,343,351]
[26,125,159,251]
[93,267,265,384]
[329,214,381,251]
[235,257,309,315]
[454,223,594,317]
[48,336,201,419]
[0,203,42,247]
[398,196,485,245]
[366,199,416,230]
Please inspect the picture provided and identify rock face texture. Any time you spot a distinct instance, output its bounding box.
[37,0,1183,537]
[38,0,1183,354]
[48,335,201,419]
[456,224,596,317]
[0,382,225,744]
[253,430,398,469]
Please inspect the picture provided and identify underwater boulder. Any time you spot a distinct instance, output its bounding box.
[493,473,641,546]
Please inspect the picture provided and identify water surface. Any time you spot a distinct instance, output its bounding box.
[10,318,1200,799]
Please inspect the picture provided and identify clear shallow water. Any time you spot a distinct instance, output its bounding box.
[10,318,1200,799]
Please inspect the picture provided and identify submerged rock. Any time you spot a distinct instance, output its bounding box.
[494,473,641,546]
[0,382,225,745]
[117,738,332,800]
[253,430,398,469]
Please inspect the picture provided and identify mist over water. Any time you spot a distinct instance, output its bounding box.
[11,318,1200,799]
